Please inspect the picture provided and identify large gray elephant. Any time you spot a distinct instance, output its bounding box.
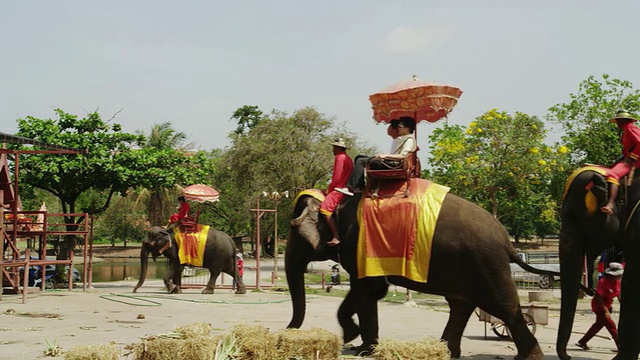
[286,184,557,359]
[556,167,640,360]
[133,226,246,294]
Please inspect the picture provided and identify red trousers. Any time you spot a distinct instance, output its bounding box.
[579,308,618,347]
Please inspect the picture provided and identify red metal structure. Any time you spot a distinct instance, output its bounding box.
[0,132,89,303]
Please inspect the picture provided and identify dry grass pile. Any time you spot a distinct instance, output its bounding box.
[230,324,279,360]
[64,343,120,360]
[277,327,341,360]
[372,338,450,360]
[125,322,223,360]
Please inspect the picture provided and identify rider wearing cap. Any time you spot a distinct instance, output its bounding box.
[320,138,353,246]
[601,110,640,214]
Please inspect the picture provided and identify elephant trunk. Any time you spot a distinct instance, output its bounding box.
[285,246,309,328]
[556,229,585,360]
[132,246,149,293]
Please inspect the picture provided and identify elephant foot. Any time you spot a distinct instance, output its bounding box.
[169,285,182,294]
[343,323,360,344]
[515,344,544,360]
[350,344,375,357]
[235,286,247,294]
[201,287,214,294]
[447,343,461,359]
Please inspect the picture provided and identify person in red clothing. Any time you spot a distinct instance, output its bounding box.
[168,195,190,225]
[233,252,244,290]
[576,262,624,351]
[320,138,353,246]
[601,110,640,214]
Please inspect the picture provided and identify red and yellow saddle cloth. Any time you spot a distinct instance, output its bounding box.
[174,225,210,267]
[562,165,609,216]
[357,178,450,283]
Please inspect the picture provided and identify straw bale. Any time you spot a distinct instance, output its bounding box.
[230,324,279,360]
[277,327,341,360]
[126,323,223,360]
[372,337,450,360]
[64,343,120,360]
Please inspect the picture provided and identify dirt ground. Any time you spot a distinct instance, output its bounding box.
[1,241,620,360]
[0,277,622,359]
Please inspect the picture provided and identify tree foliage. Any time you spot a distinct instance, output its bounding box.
[426,109,570,241]
[546,74,640,166]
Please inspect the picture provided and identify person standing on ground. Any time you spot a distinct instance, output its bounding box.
[233,252,244,291]
[320,138,353,246]
[576,262,624,351]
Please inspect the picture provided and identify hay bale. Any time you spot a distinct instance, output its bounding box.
[64,343,120,360]
[373,338,450,360]
[230,324,279,360]
[126,323,223,360]
[277,328,341,360]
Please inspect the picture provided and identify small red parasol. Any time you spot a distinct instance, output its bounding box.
[181,184,220,203]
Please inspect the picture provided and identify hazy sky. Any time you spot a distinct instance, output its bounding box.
[3,1,640,160]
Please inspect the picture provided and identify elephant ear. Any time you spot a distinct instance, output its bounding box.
[291,196,322,249]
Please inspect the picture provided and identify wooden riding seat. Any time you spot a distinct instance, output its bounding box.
[365,150,421,198]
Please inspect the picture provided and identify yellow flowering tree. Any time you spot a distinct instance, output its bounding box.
[426,109,571,241]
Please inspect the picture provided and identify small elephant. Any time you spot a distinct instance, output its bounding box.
[133,226,246,294]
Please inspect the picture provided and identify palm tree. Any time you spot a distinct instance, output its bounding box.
[138,122,194,225]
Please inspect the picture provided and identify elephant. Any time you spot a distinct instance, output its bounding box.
[133,226,246,294]
[286,183,557,359]
[556,167,640,360]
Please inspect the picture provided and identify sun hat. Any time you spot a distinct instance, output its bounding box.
[236,252,243,259]
[605,262,624,276]
[609,110,638,123]
[330,138,348,149]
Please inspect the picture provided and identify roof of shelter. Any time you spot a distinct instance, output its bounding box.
[0,131,86,153]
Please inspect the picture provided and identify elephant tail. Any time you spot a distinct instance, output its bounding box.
[508,248,561,278]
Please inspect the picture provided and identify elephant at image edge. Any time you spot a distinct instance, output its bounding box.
[286,189,548,360]
[556,169,640,360]
[133,226,246,294]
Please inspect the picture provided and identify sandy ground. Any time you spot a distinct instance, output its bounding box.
[0,279,622,359]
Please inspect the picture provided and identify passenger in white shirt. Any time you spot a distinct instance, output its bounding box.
[336,117,416,196]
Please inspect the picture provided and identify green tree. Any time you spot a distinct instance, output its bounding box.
[137,122,196,226]
[14,110,211,258]
[427,109,570,241]
[546,74,640,166]
[215,106,374,238]
[231,105,265,135]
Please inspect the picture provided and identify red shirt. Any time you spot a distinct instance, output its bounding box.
[620,122,640,162]
[237,258,244,276]
[327,152,353,193]
[177,201,190,219]
[591,276,621,311]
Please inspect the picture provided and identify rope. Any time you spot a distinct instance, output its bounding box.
[99,293,316,306]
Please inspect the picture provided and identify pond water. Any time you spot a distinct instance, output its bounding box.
[75,258,167,283]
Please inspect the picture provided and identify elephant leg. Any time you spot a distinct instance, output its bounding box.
[351,278,388,356]
[481,302,543,360]
[442,298,475,358]
[202,269,221,294]
[616,252,640,360]
[338,288,360,344]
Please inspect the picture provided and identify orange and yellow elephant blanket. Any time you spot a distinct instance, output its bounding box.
[357,178,450,283]
[174,225,210,267]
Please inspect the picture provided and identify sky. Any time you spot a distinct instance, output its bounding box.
[3,1,640,163]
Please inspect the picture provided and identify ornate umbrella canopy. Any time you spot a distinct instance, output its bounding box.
[181,184,219,203]
[369,75,463,124]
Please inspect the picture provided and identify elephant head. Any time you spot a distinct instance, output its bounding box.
[556,168,625,359]
[133,226,176,293]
